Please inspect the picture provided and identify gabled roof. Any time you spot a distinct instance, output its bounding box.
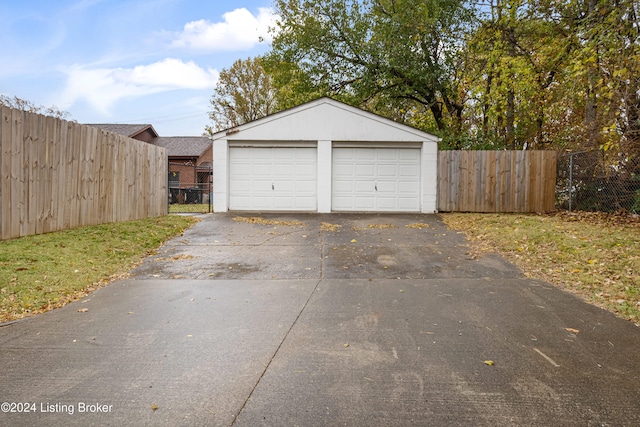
[152,136,211,158]
[88,124,158,139]
[210,97,440,143]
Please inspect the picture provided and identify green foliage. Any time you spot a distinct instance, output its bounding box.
[267,0,476,133]
[206,57,277,134]
[256,0,640,156]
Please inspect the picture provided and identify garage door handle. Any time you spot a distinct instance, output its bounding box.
[272,184,274,190]
[375,184,377,191]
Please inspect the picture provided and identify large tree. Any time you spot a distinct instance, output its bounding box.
[206,57,277,134]
[267,0,477,137]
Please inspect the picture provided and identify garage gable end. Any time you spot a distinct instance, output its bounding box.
[211,98,439,143]
[212,97,439,214]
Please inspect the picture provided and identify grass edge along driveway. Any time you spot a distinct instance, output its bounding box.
[441,212,640,325]
[0,215,199,322]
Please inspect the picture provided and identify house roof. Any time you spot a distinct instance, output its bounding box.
[87,123,211,157]
[209,97,440,143]
[88,124,158,139]
[152,136,211,158]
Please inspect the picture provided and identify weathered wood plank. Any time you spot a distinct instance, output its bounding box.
[437,150,557,213]
[0,108,10,240]
[0,107,167,240]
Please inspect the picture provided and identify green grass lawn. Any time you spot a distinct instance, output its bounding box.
[442,212,640,324]
[0,215,198,322]
[169,204,211,213]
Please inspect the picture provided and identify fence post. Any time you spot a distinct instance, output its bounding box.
[568,152,574,212]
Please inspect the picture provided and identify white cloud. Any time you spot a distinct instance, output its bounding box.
[59,58,219,114]
[170,7,278,52]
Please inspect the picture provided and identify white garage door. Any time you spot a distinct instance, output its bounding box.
[229,147,317,211]
[332,147,421,212]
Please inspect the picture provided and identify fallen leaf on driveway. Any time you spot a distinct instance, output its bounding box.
[233,216,305,227]
[321,222,342,232]
[406,223,430,229]
[151,404,158,411]
[351,239,357,243]
[565,328,580,334]
[77,308,89,313]
[483,360,495,366]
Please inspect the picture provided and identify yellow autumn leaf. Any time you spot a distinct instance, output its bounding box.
[483,360,495,366]
[350,239,357,243]
[565,328,580,334]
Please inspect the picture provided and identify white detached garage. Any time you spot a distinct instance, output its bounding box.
[211,97,440,213]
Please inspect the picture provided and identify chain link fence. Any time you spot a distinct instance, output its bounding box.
[168,167,213,214]
[557,150,640,213]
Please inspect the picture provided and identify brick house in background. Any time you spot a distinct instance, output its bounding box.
[89,124,213,203]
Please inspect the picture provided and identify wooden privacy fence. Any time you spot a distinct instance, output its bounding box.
[438,150,557,213]
[0,107,168,240]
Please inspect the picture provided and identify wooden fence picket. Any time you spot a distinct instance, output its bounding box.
[438,150,557,213]
[0,107,167,240]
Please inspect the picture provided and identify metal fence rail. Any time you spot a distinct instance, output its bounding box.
[557,150,640,213]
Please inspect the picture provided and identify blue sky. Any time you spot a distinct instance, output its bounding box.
[0,0,277,135]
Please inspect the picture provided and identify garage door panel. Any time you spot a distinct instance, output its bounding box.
[377,150,400,160]
[399,198,419,209]
[399,164,420,176]
[295,181,316,192]
[375,181,397,192]
[332,147,420,212]
[377,164,398,177]
[230,147,317,211]
[334,164,355,176]
[252,148,273,159]
[252,164,273,175]
[355,180,373,192]
[356,198,375,209]
[398,182,420,193]
[356,150,376,160]
[273,164,297,178]
[376,197,399,209]
[229,179,251,191]
[333,180,354,192]
[355,164,375,176]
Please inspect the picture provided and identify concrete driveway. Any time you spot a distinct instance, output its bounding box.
[1,213,639,426]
